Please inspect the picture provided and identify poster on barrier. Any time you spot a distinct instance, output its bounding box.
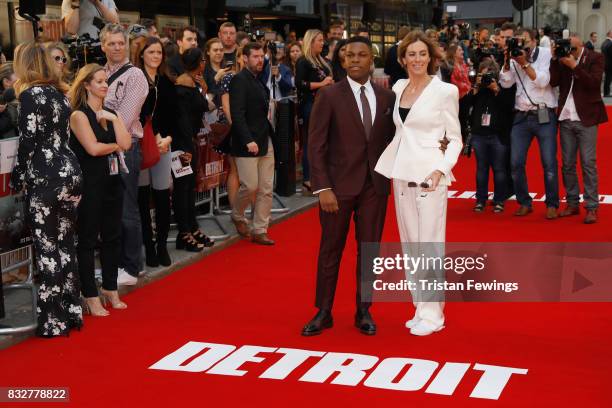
[195,114,228,193]
[0,138,31,253]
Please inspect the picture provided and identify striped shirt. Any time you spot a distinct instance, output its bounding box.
[104,60,149,139]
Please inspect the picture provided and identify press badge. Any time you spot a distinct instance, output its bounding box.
[109,155,119,175]
[481,112,491,127]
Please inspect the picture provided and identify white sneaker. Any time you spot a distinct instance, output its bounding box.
[405,317,421,329]
[409,320,445,336]
[117,268,138,286]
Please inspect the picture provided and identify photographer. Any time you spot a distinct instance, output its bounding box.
[62,0,119,38]
[261,42,294,101]
[550,33,608,224]
[464,59,515,213]
[500,27,559,219]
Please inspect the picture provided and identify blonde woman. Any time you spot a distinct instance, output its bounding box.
[10,42,83,337]
[295,29,333,194]
[47,42,72,84]
[68,64,132,316]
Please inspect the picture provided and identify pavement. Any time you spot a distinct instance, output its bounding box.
[0,187,318,350]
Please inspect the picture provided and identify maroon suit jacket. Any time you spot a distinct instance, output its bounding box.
[549,48,608,127]
[308,78,396,197]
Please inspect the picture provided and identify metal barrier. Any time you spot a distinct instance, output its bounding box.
[169,188,230,242]
[0,245,37,335]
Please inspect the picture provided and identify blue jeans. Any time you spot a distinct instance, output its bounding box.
[510,111,559,208]
[471,133,509,204]
[119,139,143,276]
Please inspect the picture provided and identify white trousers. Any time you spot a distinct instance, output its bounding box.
[393,179,447,329]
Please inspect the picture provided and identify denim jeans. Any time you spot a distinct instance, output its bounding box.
[510,111,559,208]
[471,133,509,204]
[119,139,143,276]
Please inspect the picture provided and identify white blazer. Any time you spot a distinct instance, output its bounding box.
[374,76,463,186]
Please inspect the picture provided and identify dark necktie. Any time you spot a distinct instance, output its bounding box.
[360,86,372,141]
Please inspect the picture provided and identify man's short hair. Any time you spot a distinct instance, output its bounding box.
[500,22,516,33]
[518,28,537,42]
[243,42,263,57]
[139,18,156,30]
[100,23,128,45]
[219,22,236,31]
[590,32,597,37]
[345,36,372,50]
[397,26,411,41]
[329,20,344,30]
[236,31,249,44]
[179,25,198,41]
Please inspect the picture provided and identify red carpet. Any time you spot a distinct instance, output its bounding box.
[1,110,611,406]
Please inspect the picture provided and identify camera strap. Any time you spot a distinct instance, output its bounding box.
[512,61,540,109]
[107,63,133,87]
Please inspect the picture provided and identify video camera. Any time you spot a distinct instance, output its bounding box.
[62,33,106,70]
[554,39,574,58]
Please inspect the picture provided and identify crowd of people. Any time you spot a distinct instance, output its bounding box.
[0,3,608,338]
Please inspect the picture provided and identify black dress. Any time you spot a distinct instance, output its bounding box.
[172,84,207,234]
[10,85,83,337]
[70,104,123,299]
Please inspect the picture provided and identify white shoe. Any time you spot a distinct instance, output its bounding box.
[409,320,444,336]
[405,317,421,329]
[117,268,138,286]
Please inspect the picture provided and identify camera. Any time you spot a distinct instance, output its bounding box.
[506,37,527,58]
[481,72,496,87]
[62,33,106,70]
[554,39,573,58]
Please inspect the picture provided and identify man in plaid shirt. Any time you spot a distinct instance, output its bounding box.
[100,24,149,285]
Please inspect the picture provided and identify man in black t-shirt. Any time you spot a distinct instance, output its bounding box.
[167,26,198,81]
[219,22,238,66]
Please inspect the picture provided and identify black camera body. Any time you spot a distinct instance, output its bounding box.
[506,37,527,58]
[62,34,106,70]
[481,72,497,87]
[555,39,573,58]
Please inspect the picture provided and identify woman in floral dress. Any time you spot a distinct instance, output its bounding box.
[11,42,83,337]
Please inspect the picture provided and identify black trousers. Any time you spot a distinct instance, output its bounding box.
[138,186,171,247]
[604,68,612,96]
[172,172,197,234]
[77,175,123,298]
[315,178,388,311]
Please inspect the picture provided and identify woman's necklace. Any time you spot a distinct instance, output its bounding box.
[406,77,432,94]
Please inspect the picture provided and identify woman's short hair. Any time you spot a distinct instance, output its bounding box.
[397,30,442,75]
[133,36,167,77]
[181,47,203,72]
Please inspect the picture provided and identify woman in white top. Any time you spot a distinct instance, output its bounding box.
[375,31,462,336]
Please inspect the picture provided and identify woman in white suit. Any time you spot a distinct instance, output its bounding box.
[375,31,462,336]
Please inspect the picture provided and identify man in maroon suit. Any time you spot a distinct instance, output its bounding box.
[301,37,396,336]
[550,33,608,224]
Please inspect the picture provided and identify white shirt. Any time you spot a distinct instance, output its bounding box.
[559,48,584,122]
[500,46,558,111]
[347,76,376,126]
[313,76,376,195]
[540,35,551,48]
[61,0,117,39]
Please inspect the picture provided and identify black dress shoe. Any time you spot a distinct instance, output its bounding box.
[355,310,376,335]
[301,310,333,336]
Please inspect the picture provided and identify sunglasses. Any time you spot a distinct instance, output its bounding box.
[407,181,431,188]
[54,56,67,64]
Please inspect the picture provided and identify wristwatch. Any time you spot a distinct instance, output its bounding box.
[71,1,80,8]
[521,63,531,70]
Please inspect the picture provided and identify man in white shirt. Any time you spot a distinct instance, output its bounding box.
[500,28,559,219]
[62,0,119,39]
[550,33,608,224]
